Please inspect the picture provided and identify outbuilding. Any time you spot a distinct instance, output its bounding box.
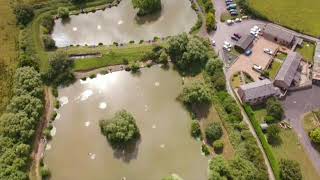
[234,34,255,52]
[263,24,295,47]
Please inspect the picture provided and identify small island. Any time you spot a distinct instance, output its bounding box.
[132,0,162,16]
[99,110,140,149]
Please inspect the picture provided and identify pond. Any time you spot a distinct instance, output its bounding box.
[44,65,209,180]
[51,0,198,47]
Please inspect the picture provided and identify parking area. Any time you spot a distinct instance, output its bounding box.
[226,37,279,81]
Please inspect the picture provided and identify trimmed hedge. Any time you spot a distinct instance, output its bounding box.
[243,104,280,180]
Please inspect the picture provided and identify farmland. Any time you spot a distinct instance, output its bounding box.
[246,0,320,37]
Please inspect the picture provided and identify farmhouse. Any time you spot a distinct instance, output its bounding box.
[235,34,255,52]
[274,52,302,89]
[237,79,280,105]
[263,24,295,47]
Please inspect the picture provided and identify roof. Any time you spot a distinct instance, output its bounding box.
[275,52,302,87]
[239,79,280,101]
[264,24,295,43]
[312,42,320,80]
[235,34,255,50]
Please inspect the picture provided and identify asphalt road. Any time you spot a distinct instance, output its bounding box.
[282,86,320,174]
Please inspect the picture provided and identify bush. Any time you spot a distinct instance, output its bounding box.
[205,122,223,143]
[132,0,162,16]
[206,12,216,32]
[190,120,201,138]
[201,144,210,156]
[267,124,281,145]
[99,110,140,148]
[213,139,224,153]
[180,82,212,106]
[158,50,169,65]
[14,4,34,26]
[309,127,320,144]
[264,115,276,124]
[279,159,302,180]
[129,61,140,73]
[43,35,56,50]
[58,7,70,19]
[40,166,51,178]
[266,98,284,122]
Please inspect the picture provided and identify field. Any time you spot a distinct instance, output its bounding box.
[253,108,320,180]
[247,0,320,37]
[0,0,19,114]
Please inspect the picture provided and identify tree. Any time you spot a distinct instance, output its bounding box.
[158,50,168,65]
[99,110,140,148]
[206,12,216,32]
[58,7,70,19]
[205,122,223,143]
[267,124,281,145]
[205,58,223,76]
[13,67,43,99]
[167,33,189,61]
[190,120,201,138]
[180,82,212,106]
[228,156,259,180]
[41,14,54,33]
[280,159,302,180]
[45,51,75,86]
[14,4,34,26]
[266,97,284,121]
[40,166,51,178]
[43,35,56,50]
[132,0,162,16]
[213,139,224,153]
[310,127,320,144]
[208,155,231,180]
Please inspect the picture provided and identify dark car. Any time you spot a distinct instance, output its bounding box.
[234,33,241,39]
[230,11,238,16]
[231,36,239,41]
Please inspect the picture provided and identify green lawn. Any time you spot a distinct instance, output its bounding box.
[275,52,287,61]
[268,61,282,79]
[0,0,19,114]
[247,0,320,37]
[252,108,320,180]
[65,44,156,71]
[297,42,316,63]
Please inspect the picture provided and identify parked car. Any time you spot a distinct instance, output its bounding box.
[225,0,233,2]
[234,33,241,38]
[211,40,216,46]
[224,41,232,48]
[231,36,239,41]
[226,1,233,6]
[235,18,242,22]
[263,48,273,55]
[226,19,233,25]
[223,45,231,52]
[253,64,262,71]
[230,11,238,16]
[242,15,248,19]
[259,76,266,80]
[245,49,252,56]
[227,5,237,10]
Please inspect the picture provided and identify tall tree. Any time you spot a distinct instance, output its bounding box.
[132,0,162,16]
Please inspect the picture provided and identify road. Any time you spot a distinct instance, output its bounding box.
[209,1,275,179]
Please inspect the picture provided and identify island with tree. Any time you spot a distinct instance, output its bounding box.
[132,0,162,16]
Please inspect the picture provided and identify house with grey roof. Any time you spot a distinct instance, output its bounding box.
[274,52,302,89]
[312,42,320,85]
[237,79,280,105]
[235,34,255,52]
[263,24,295,47]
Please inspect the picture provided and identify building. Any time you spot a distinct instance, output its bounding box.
[237,79,280,105]
[263,24,295,47]
[234,34,255,52]
[312,43,320,85]
[274,52,302,89]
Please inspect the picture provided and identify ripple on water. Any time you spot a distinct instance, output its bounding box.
[118,20,123,25]
[154,82,160,87]
[75,90,93,101]
[72,27,77,31]
[85,121,91,127]
[45,144,52,151]
[59,96,69,106]
[99,102,107,109]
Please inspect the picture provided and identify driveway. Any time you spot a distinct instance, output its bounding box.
[282,85,320,174]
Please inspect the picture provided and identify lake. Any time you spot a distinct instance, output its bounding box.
[44,65,209,180]
[51,0,197,47]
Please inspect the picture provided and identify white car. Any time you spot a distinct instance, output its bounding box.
[224,41,232,48]
[211,40,216,46]
[264,48,273,55]
[235,18,242,23]
[223,45,231,52]
[253,64,262,71]
[226,19,233,25]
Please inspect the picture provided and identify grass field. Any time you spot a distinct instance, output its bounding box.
[297,42,316,63]
[0,0,19,114]
[247,0,320,37]
[252,108,320,179]
[268,61,282,79]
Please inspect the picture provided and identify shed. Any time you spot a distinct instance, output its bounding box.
[263,24,295,47]
[235,34,255,52]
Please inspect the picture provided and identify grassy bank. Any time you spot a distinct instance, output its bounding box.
[0,0,19,114]
[245,0,320,37]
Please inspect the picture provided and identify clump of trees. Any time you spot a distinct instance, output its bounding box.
[14,3,34,26]
[309,127,320,144]
[43,51,75,87]
[279,159,302,180]
[264,97,284,123]
[179,82,212,106]
[205,58,226,91]
[167,33,209,75]
[58,7,70,19]
[132,0,162,16]
[0,67,43,179]
[205,122,223,143]
[99,110,140,149]
[43,35,56,50]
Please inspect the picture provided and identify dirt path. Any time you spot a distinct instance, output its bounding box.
[29,87,55,180]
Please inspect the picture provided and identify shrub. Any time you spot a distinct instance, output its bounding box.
[279,159,302,180]
[180,82,212,106]
[40,166,51,178]
[99,110,140,148]
[266,98,284,121]
[213,139,224,153]
[132,0,162,16]
[201,144,210,156]
[206,12,216,32]
[310,127,320,144]
[43,35,56,50]
[205,122,223,143]
[14,4,34,26]
[158,50,169,65]
[58,7,70,19]
[89,74,97,79]
[267,124,281,145]
[190,120,201,138]
[129,61,140,73]
[264,115,276,124]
